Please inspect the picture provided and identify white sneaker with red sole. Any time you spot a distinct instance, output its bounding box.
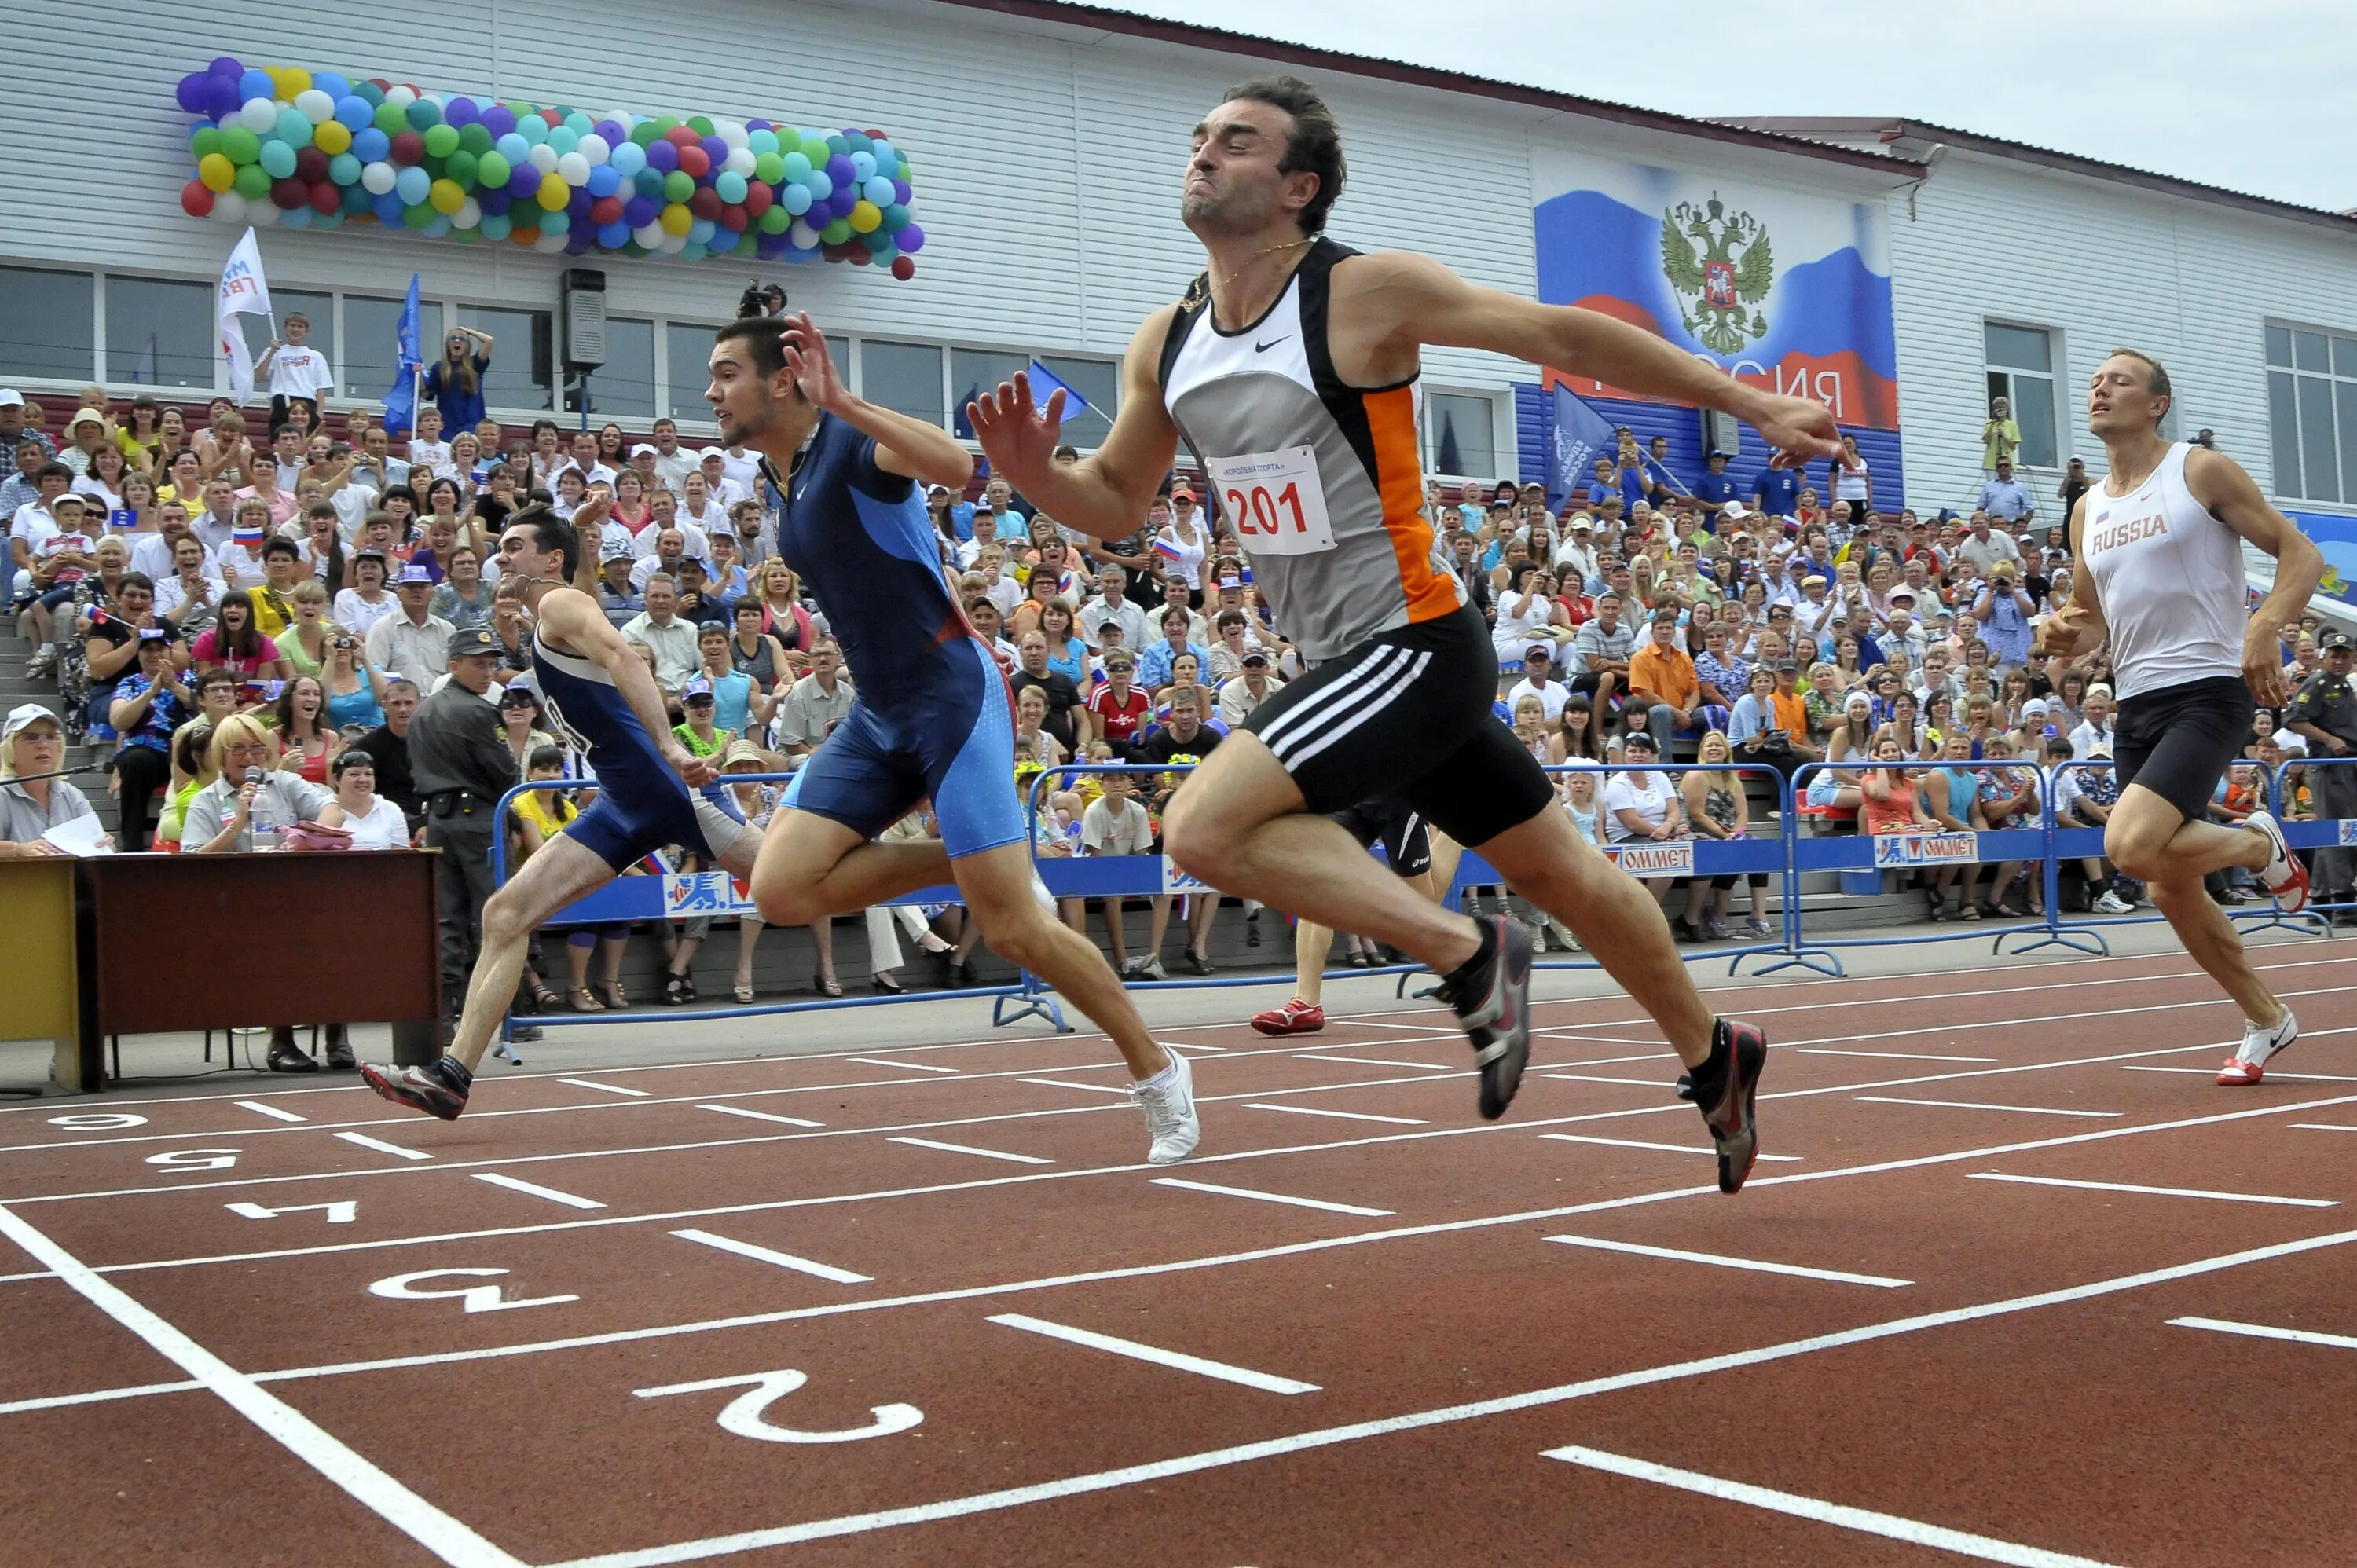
[2245,811,2308,912]
[1249,998,1325,1036]
[2217,1006,2299,1086]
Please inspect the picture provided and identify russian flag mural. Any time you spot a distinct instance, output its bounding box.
[1530,150,1900,430]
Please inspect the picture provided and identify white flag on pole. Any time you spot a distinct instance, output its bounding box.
[217,228,274,402]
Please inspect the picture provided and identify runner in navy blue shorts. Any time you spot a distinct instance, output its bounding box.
[714,315,1197,1163]
[361,497,764,1121]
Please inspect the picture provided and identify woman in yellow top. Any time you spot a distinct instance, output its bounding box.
[1981,396,2021,471]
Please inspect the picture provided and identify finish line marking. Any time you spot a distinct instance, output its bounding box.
[889,1138,1051,1166]
[473,1173,605,1211]
[1544,1235,1910,1288]
[333,1131,431,1161]
[1149,1178,1391,1217]
[1968,1172,2335,1208]
[1859,1097,2119,1119]
[1540,1133,1801,1162]
[988,1313,1319,1395]
[669,1229,871,1285]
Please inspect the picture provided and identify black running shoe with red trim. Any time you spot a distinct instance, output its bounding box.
[1433,915,1531,1119]
[358,1057,472,1121]
[1688,1020,1767,1193]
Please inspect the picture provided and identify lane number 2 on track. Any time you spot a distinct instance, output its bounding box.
[366,1268,578,1313]
[633,1368,923,1445]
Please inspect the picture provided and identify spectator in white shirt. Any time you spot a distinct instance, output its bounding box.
[1217,648,1285,727]
[2068,684,2117,760]
[1956,513,2024,579]
[559,429,615,489]
[648,418,698,493]
[677,471,731,537]
[1079,561,1149,649]
[255,312,335,416]
[407,408,453,476]
[1505,642,1571,722]
[957,507,1003,570]
[621,575,702,687]
[719,441,763,500]
[630,529,704,592]
[697,447,753,508]
[365,565,455,684]
[331,746,412,848]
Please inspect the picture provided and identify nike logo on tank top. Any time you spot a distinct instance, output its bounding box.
[2080,441,2244,701]
[1157,238,1464,662]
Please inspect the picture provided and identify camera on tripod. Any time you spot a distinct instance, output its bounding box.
[736,280,788,319]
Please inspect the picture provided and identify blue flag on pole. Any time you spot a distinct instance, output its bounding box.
[381,273,423,436]
[1548,383,1616,510]
[1025,357,1089,416]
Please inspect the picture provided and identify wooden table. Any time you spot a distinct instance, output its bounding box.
[66,850,445,1088]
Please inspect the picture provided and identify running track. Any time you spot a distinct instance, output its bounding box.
[4,940,2354,1565]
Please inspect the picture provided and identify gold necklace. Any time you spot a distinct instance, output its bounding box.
[1211,235,1314,294]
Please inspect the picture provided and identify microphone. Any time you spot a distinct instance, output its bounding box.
[242,766,263,788]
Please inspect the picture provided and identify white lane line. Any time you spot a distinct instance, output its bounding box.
[0,1379,207,1415]
[848,1057,959,1075]
[2124,1066,2357,1083]
[1350,1020,1461,1035]
[1150,1177,1391,1218]
[1968,1172,2336,1208]
[1541,1445,2117,1568]
[670,1229,870,1285]
[1541,1134,1801,1163]
[1019,1078,1135,1095]
[0,1203,526,1567]
[1800,1049,1998,1063]
[2293,1123,2357,1133]
[472,1173,605,1211]
[1545,1235,1910,1288]
[559,1078,652,1098]
[1858,1097,2120,1119]
[2170,1315,2357,1353]
[1293,1053,1454,1072]
[1538,1074,1667,1087]
[988,1313,1318,1395]
[698,1104,823,1128]
[235,1100,307,1123]
[333,1131,431,1161]
[541,1228,2355,1568]
[1167,1042,1226,1053]
[1534,1031,1658,1047]
[1244,1103,1427,1127]
[889,1137,1051,1166]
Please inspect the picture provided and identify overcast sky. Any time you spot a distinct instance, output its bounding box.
[1097,0,2357,213]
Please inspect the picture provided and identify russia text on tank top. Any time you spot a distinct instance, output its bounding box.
[2079,441,2244,702]
[1157,237,1464,663]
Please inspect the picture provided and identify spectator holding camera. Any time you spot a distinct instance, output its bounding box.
[321,628,388,733]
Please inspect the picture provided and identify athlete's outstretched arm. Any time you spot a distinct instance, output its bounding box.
[568,493,610,597]
[968,308,1184,540]
[777,314,973,491]
[536,587,717,786]
[2188,446,2323,708]
[1347,251,1844,464]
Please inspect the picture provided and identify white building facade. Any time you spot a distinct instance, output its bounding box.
[5,1,2352,595]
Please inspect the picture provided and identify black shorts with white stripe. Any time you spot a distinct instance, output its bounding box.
[1330,795,1433,878]
[1242,603,1557,848]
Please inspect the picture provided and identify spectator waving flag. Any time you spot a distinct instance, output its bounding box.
[233,514,266,551]
[215,227,274,401]
[1025,358,1089,417]
[1549,383,1615,510]
[380,273,424,437]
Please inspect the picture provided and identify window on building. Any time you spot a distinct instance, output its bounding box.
[576,317,654,419]
[0,267,94,382]
[345,293,442,401]
[664,323,722,423]
[863,340,944,430]
[233,289,333,396]
[104,276,214,390]
[2265,323,2357,504]
[1984,323,2058,470]
[1425,392,1497,479]
[949,349,1027,439]
[1036,355,1120,449]
[457,306,553,412]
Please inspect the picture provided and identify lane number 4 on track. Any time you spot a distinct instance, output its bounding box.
[633,1368,923,1445]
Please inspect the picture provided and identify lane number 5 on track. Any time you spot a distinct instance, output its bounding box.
[365,1267,577,1313]
[632,1368,923,1445]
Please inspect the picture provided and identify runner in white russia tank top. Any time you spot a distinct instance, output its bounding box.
[2078,441,2245,702]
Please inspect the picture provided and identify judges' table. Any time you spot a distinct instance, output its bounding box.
[68,849,445,1088]
[0,858,82,1090]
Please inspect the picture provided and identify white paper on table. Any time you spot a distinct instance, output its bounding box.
[40,815,114,856]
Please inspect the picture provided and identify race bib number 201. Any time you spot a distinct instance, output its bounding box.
[1208,445,1335,557]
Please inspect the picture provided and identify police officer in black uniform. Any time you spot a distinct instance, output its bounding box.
[2286,628,2357,921]
[406,628,522,1032]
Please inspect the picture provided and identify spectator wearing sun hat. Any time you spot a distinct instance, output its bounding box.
[366,563,456,687]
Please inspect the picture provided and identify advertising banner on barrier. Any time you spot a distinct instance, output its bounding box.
[2341,819,2357,847]
[664,871,755,916]
[1530,147,1899,427]
[1871,832,1979,867]
[1159,855,1212,894]
[1602,841,1695,877]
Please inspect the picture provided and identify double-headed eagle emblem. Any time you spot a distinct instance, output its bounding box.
[1661,195,1772,355]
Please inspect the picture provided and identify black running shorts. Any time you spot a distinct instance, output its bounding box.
[2114,674,2253,822]
[1242,603,1556,848]
[1330,796,1434,878]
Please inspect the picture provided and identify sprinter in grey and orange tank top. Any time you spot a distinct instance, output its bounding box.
[968,75,1844,1187]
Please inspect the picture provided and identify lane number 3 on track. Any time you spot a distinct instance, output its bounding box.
[632,1369,923,1445]
[366,1267,578,1313]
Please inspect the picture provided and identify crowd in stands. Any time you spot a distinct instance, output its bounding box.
[6,370,2349,1025]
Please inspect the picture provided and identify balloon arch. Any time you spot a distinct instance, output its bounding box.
[174,58,926,276]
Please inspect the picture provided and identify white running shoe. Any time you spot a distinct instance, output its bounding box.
[2092,890,2134,915]
[2217,1006,2299,1086]
[1133,1047,1200,1164]
[2245,811,2309,912]
[1030,869,1057,914]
